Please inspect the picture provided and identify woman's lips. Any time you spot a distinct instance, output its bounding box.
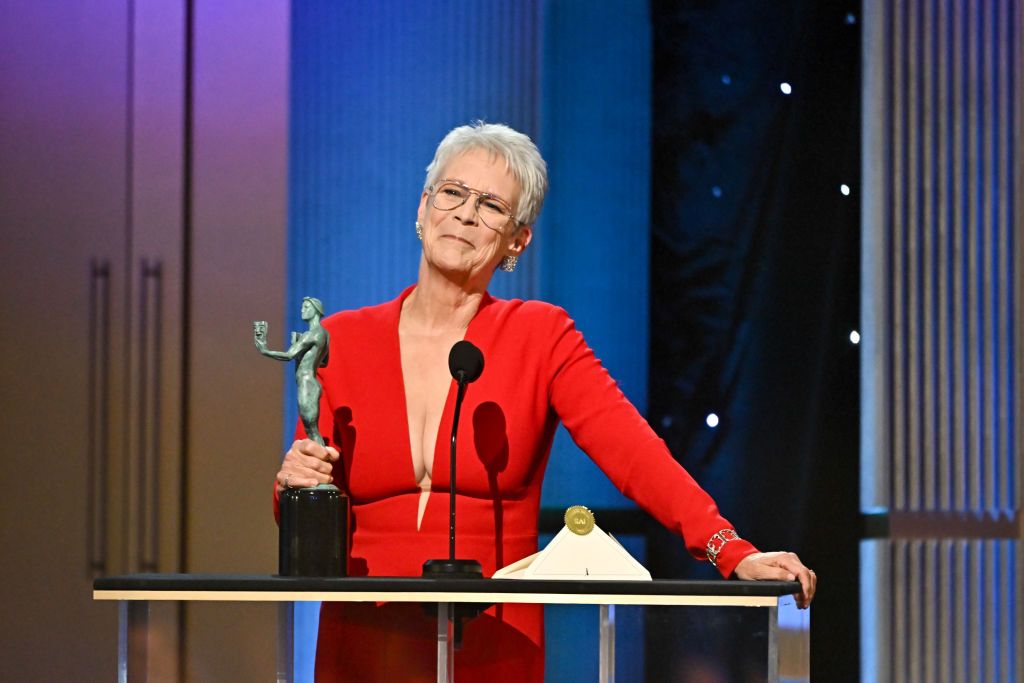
[441,234,474,247]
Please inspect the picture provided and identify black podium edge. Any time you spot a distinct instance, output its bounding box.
[94,573,800,597]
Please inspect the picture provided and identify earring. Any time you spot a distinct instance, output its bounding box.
[500,255,518,272]
[415,221,423,240]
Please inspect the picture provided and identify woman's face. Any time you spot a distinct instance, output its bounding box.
[417,148,531,284]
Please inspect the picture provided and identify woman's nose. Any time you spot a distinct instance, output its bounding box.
[452,193,480,225]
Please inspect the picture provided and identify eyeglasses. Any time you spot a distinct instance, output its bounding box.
[429,179,519,231]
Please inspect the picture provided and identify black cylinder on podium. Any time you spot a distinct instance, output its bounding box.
[278,487,349,577]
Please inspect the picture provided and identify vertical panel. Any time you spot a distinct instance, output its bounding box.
[921,0,936,511]
[906,0,923,512]
[0,1,129,678]
[950,0,967,511]
[861,0,891,513]
[860,541,888,681]
[995,0,1011,514]
[1013,0,1023,520]
[936,0,952,511]
[891,542,907,681]
[536,0,651,509]
[922,542,937,682]
[984,541,995,683]
[862,1,1023,680]
[938,540,952,683]
[186,0,290,680]
[909,542,924,681]
[966,0,983,512]
[980,1,996,512]
[967,540,981,683]
[999,0,1011,514]
[892,0,908,511]
[953,541,966,681]
[1016,6,1024,676]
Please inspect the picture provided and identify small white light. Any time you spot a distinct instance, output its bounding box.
[706,413,720,428]
[711,185,722,198]
[840,184,851,196]
[849,330,861,344]
[780,82,792,95]
[721,74,732,85]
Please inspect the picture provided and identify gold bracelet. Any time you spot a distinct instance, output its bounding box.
[706,529,740,567]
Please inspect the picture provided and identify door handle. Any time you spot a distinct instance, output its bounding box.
[137,259,163,572]
[87,259,111,576]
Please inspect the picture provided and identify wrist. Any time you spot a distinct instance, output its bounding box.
[706,529,740,568]
[713,537,760,578]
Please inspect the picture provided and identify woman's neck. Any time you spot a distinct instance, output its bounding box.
[403,262,486,333]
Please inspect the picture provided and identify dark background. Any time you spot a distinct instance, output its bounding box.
[647,2,861,679]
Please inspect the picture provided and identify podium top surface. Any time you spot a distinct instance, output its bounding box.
[93,574,800,608]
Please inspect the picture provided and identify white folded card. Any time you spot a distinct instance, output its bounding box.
[493,506,652,581]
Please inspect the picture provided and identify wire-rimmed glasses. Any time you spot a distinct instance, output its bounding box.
[429,179,519,232]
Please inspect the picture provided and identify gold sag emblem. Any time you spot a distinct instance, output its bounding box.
[564,505,595,536]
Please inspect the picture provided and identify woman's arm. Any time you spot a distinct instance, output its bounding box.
[544,305,815,606]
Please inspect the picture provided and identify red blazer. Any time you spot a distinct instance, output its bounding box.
[274,286,758,681]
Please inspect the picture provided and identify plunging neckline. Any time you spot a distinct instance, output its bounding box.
[393,286,491,528]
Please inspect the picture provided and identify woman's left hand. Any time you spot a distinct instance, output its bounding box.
[733,551,816,609]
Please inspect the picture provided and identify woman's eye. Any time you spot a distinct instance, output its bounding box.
[443,187,464,197]
[482,200,506,213]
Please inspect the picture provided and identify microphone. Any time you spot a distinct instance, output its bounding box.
[449,340,484,384]
[423,340,484,580]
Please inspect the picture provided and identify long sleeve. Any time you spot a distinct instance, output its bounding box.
[545,306,758,578]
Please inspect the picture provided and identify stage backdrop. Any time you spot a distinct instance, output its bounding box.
[286,1,650,681]
[647,1,860,679]
[861,2,1022,681]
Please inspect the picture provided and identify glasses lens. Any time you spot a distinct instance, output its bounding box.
[477,196,513,230]
[432,183,469,211]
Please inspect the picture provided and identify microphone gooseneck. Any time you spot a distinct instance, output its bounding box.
[447,340,483,561]
[422,341,485,580]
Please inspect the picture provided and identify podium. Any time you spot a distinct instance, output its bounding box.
[93,574,808,682]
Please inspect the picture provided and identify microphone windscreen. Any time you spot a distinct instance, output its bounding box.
[449,340,484,383]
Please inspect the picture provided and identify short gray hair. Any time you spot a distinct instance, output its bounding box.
[424,122,548,227]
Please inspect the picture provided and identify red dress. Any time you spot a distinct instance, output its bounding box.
[274,286,758,681]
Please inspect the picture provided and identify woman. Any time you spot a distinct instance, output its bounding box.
[274,122,816,681]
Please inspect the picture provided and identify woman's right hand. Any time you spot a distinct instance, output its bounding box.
[276,439,340,492]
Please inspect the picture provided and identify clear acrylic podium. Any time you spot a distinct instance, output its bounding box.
[93,574,808,682]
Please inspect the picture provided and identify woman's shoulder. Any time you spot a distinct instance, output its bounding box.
[320,295,401,335]
[486,295,569,318]
[483,296,576,335]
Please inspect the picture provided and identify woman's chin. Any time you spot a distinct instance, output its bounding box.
[426,254,470,275]
[425,256,492,284]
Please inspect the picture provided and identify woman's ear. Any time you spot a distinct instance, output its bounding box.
[417,191,429,225]
[509,225,533,255]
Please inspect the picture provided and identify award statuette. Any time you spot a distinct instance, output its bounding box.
[254,297,349,577]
